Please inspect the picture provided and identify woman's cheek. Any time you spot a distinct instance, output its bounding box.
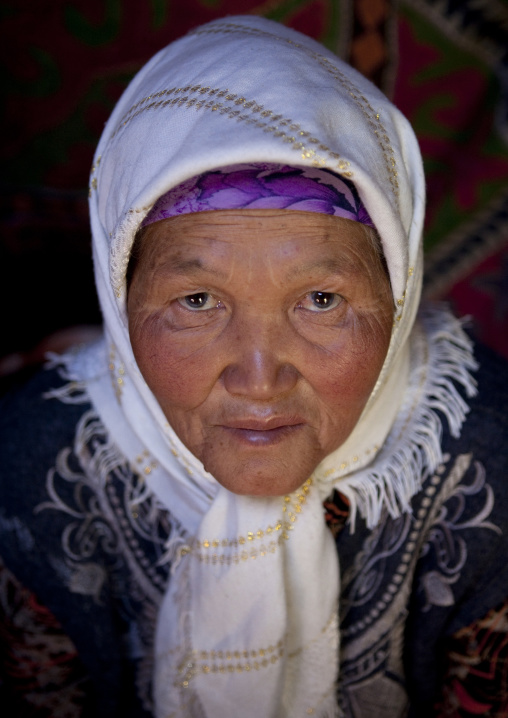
[132,316,220,411]
[317,313,390,404]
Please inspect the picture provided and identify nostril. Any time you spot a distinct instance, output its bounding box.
[222,355,298,399]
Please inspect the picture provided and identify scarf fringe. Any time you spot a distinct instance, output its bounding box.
[339,305,478,531]
[43,344,107,404]
[43,379,90,405]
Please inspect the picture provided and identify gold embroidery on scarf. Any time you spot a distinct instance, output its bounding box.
[166,431,197,478]
[189,22,399,196]
[110,86,351,177]
[88,154,101,197]
[173,640,285,688]
[172,603,337,710]
[133,448,158,477]
[181,478,313,565]
[127,204,153,214]
[108,343,125,400]
[394,266,415,325]
[322,443,381,477]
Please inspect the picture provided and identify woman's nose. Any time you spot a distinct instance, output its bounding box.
[221,322,299,400]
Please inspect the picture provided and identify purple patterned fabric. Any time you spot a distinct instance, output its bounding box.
[142,164,374,228]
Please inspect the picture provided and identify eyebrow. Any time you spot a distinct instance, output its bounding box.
[154,256,230,281]
[152,250,362,283]
[285,256,360,280]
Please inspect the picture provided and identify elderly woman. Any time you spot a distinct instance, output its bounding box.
[1,14,507,718]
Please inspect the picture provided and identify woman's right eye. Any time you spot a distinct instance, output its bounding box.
[298,291,344,313]
[177,292,218,311]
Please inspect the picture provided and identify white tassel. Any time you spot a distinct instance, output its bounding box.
[43,380,89,405]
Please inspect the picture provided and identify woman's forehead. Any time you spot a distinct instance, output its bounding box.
[135,209,386,280]
[143,208,368,243]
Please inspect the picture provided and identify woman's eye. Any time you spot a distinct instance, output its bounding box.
[177,292,218,311]
[300,291,343,312]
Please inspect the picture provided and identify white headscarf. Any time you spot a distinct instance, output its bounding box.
[70,15,475,718]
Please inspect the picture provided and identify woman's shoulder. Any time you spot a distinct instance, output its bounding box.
[0,363,90,485]
[470,339,507,411]
[0,364,93,582]
[402,339,508,643]
[446,339,508,480]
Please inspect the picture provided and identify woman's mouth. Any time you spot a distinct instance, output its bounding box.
[218,417,305,446]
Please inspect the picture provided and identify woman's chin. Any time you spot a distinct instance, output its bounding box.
[188,423,333,497]
[201,452,319,497]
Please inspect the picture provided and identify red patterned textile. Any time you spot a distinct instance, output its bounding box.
[435,600,508,717]
[0,557,90,716]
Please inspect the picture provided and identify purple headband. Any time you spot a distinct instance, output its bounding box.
[142,164,374,228]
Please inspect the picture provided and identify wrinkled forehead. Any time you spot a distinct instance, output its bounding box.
[127,209,390,302]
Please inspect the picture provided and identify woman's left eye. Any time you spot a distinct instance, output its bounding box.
[299,291,343,312]
[177,292,219,311]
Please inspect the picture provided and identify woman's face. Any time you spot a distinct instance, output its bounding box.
[128,210,394,496]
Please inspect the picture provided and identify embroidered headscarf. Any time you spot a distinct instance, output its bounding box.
[72,15,475,718]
